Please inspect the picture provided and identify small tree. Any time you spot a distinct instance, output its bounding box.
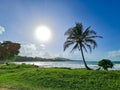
[98,59,114,70]
[0,41,21,64]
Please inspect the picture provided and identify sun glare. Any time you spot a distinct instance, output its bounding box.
[35,26,52,42]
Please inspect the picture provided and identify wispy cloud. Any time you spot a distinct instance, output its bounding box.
[19,43,51,58]
[55,51,83,60]
[0,26,5,34]
[40,44,45,50]
[107,50,120,60]
[19,43,71,59]
[19,43,38,57]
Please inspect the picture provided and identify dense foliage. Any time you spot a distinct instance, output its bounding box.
[15,56,71,61]
[0,41,21,63]
[0,64,120,90]
[98,59,114,70]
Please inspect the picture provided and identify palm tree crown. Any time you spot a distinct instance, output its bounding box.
[64,23,102,70]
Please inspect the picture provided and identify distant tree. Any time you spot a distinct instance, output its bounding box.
[0,41,21,64]
[64,23,102,70]
[98,59,114,70]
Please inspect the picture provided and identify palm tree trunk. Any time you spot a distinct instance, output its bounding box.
[80,44,91,70]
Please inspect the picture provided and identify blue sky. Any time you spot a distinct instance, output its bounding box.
[0,0,120,60]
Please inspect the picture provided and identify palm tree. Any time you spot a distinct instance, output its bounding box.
[64,23,102,70]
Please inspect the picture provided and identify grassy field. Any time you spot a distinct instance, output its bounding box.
[0,64,120,90]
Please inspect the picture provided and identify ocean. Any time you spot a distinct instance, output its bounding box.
[14,60,120,70]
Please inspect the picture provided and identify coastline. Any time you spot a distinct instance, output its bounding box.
[13,60,120,70]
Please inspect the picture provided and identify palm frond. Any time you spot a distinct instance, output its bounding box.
[64,28,73,36]
[67,36,76,40]
[64,22,102,53]
[83,26,91,36]
[85,38,97,49]
[70,43,78,52]
[87,35,103,39]
[89,30,97,35]
[81,43,87,52]
[64,40,75,51]
[83,27,97,37]
[84,43,92,52]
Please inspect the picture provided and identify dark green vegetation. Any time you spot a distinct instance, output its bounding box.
[0,41,20,64]
[98,59,114,70]
[0,64,120,90]
[64,23,102,70]
[15,56,72,62]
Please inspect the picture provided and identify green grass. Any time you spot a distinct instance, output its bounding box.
[0,64,120,90]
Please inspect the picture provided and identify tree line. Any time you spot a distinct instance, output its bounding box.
[16,56,53,61]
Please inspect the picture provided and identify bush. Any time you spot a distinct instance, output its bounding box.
[98,59,114,70]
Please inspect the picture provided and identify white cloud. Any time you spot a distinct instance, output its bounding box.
[19,43,38,57]
[19,43,51,58]
[0,26,5,34]
[107,50,120,60]
[40,44,45,49]
[19,43,73,59]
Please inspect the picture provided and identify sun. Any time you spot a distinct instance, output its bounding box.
[35,26,52,42]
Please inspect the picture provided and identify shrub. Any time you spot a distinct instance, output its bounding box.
[98,59,114,70]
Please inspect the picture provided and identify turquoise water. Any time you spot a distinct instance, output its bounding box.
[15,60,120,70]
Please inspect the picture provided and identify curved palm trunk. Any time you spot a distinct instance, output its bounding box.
[80,44,92,70]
